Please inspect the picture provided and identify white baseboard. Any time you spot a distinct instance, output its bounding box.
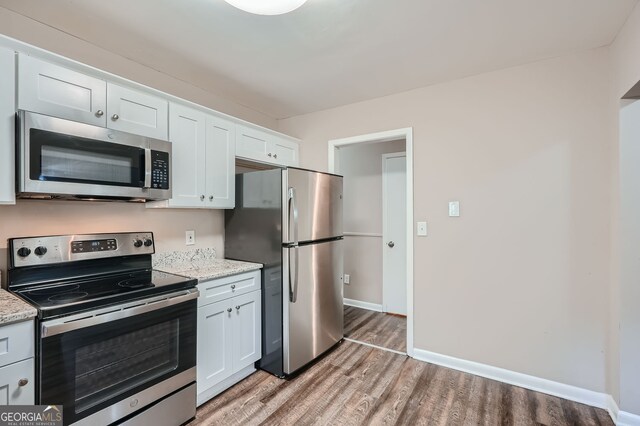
[619,410,640,426]
[343,298,383,312]
[412,347,616,423]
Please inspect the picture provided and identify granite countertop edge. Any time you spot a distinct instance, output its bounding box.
[157,259,263,282]
[0,289,37,325]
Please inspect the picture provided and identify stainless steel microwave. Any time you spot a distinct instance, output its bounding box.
[17,110,172,201]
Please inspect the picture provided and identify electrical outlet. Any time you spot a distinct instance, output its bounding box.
[417,221,427,236]
[185,230,195,246]
[344,274,350,284]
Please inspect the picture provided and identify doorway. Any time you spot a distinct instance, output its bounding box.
[329,128,413,356]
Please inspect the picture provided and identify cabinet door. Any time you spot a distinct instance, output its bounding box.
[232,291,262,371]
[271,137,299,166]
[0,359,35,405]
[205,115,235,208]
[236,125,271,163]
[197,300,233,394]
[166,104,207,207]
[0,47,15,205]
[106,83,168,139]
[18,54,107,126]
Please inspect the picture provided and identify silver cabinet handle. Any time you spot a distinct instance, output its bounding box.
[388,241,395,248]
[18,378,28,387]
[200,195,205,201]
[209,195,214,201]
[112,113,119,121]
[235,305,240,310]
[273,154,278,159]
[95,110,104,117]
[231,284,236,290]
[268,153,272,157]
[227,308,232,313]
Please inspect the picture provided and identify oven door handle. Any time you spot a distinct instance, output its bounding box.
[41,289,199,337]
[143,148,152,189]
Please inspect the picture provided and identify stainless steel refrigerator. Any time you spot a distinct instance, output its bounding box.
[225,167,343,377]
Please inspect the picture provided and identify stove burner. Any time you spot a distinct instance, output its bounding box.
[48,292,89,303]
[117,279,153,289]
[29,285,80,296]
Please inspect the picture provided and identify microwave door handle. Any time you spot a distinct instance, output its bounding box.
[144,148,152,188]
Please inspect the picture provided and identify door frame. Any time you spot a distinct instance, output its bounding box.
[328,128,414,357]
[381,151,407,315]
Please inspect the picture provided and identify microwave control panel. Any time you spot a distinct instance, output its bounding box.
[151,151,169,190]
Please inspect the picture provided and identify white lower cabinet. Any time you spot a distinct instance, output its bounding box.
[197,272,261,405]
[0,321,35,405]
[0,359,34,405]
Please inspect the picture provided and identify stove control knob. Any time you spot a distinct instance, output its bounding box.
[143,238,153,247]
[133,239,143,248]
[17,247,31,257]
[34,246,47,256]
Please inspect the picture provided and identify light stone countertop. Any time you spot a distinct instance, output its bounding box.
[153,248,262,282]
[0,289,37,325]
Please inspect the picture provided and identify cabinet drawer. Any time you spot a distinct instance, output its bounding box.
[197,270,260,307]
[0,358,34,405]
[0,321,34,368]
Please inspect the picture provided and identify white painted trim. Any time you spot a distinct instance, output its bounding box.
[343,298,383,312]
[344,232,383,238]
[382,151,407,316]
[344,338,407,356]
[618,410,640,426]
[413,347,616,421]
[329,127,414,357]
[607,396,620,424]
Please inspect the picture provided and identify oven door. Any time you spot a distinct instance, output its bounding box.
[39,291,197,425]
[18,110,171,201]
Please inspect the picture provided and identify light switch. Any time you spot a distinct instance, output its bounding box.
[449,201,460,217]
[185,230,195,245]
[417,221,427,236]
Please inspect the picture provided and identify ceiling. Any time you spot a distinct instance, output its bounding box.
[0,0,636,119]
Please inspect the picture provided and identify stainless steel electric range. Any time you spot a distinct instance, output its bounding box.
[6,232,198,426]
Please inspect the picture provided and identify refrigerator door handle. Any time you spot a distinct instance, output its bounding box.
[289,187,300,303]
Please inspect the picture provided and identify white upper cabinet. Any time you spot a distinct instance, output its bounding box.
[236,124,270,162]
[106,83,168,140]
[18,54,107,127]
[236,124,299,167]
[205,115,235,208]
[17,55,168,140]
[166,103,207,207]
[149,103,234,209]
[272,137,299,167]
[0,47,15,205]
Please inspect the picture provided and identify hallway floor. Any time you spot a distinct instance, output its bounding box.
[344,305,406,353]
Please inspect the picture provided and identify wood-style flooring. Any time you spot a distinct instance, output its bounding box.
[192,340,612,426]
[344,305,406,353]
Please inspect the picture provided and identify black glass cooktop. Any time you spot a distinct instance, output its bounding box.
[15,269,196,319]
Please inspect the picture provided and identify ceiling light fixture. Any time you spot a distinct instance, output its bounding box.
[224,0,308,15]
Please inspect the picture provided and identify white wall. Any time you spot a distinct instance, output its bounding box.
[279,48,613,394]
[339,140,405,305]
[611,1,640,416]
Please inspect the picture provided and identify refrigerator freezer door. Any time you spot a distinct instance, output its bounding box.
[283,239,343,375]
[283,169,343,244]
